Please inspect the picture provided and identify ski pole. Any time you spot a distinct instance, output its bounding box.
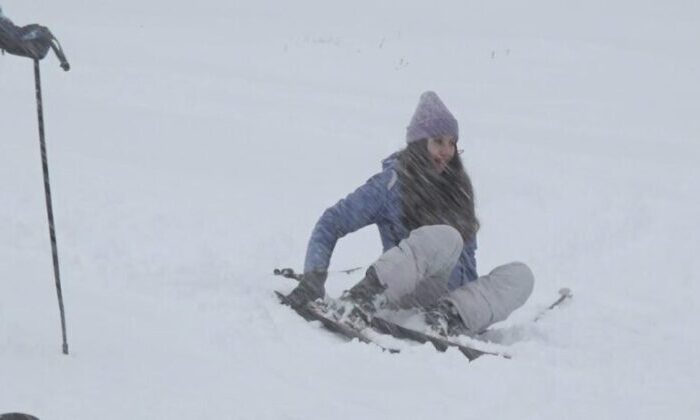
[2,9,71,355]
[34,59,69,355]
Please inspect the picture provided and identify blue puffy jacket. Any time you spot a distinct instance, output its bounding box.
[304,153,478,290]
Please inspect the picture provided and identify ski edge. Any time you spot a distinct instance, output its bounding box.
[371,316,510,361]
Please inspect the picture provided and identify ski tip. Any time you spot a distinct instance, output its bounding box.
[492,351,513,360]
[273,268,304,281]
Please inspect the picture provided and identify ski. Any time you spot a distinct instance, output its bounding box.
[275,290,504,360]
[369,316,509,360]
[374,288,573,359]
[275,291,400,354]
[274,270,573,360]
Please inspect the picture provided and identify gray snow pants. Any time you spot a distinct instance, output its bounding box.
[372,225,534,333]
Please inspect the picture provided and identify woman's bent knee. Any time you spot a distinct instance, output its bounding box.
[506,261,534,296]
[410,225,463,257]
[491,261,534,296]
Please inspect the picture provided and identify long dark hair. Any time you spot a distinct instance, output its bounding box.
[397,139,479,241]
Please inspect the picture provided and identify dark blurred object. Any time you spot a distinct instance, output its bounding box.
[0,413,40,420]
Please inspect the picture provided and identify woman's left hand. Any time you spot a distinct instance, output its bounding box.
[284,271,327,308]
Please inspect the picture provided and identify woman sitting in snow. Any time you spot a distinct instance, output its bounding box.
[285,91,534,336]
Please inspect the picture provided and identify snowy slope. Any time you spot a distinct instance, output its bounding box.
[2,1,699,418]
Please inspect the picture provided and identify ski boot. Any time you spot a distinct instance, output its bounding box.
[334,267,387,328]
[424,299,470,337]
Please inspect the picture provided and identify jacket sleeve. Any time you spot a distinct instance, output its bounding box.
[449,236,478,289]
[303,169,392,273]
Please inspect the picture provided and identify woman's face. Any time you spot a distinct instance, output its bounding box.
[427,136,457,173]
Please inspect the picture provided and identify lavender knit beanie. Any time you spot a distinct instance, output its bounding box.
[406,91,459,143]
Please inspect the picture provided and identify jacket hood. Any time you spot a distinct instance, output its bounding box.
[381,151,401,171]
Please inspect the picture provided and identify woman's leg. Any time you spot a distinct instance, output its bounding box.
[372,225,463,308]
[445,262,534,333]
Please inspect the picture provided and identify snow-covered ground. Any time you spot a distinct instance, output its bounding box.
[2,1,699,418]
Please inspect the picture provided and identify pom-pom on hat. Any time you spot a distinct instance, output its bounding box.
[406,91,459,143]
